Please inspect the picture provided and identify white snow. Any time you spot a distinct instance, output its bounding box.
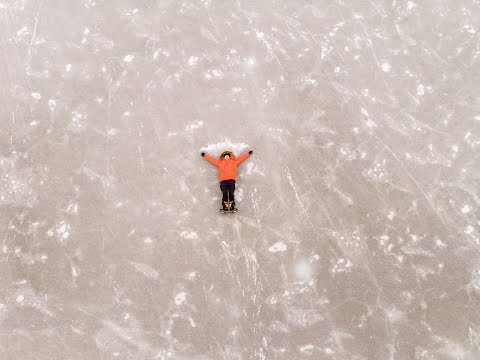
[381,62,391,72]
[268,242,287,252]
[464,225,474,235]
[175,292,187,305]
[295,262,313,280]
[417,84,425,95]
[3,1,478,357]
[461,205,471,214]
[188,56,199,66]
[180,231,198,240]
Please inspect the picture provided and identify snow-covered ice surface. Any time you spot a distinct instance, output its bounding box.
[1,0,480,359]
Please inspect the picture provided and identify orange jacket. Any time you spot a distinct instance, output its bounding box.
[204,152,250,182]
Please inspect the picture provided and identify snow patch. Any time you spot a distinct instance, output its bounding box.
[381,62,391,72]
[407,1,417,10]
[461,205,471,214]
[51,221,71,242]
[201,139,249,157]
[300,344,314,352]
[463,24,475,34]
[268,242,287,253]
[48,99,56,111]
[188,56,199,66]
[212,69,224,78]
[123,54,134,62]
[180,231,198,240]
[387,211,396,220]
[295,262,313,280]
[66,203,78,213]
[366,118,377,128]
[386,306,403,322]
[417,84,425,95]
[175,292,187,305]
[436,239,447,248]
[130,262,159,279]
[185,120,203,131]
[464,225,474,235]
[17,26,28,36]
[144,237,153,244]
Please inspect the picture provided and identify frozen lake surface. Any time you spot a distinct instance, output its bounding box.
[1,0,480,359]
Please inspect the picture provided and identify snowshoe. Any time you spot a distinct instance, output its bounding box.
[220,208,238,214]
[220,201,237,213]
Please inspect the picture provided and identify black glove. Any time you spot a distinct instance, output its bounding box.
[249,150,253,155]
[201,152,205,157]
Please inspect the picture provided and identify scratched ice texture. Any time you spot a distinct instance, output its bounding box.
[1,0,480,359]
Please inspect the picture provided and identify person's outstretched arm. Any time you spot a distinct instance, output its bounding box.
[201,152,219,167]
[235,150,253,165]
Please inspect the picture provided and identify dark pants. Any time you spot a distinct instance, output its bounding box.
[220,179,236,209]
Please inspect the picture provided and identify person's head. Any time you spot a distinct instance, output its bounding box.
[220,151,235,160]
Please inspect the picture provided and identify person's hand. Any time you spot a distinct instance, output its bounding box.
[201,152,205,157]
[249,150,253,155]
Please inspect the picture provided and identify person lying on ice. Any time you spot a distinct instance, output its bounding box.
[201,150,253,212]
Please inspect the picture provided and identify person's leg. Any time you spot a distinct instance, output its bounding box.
[220,181,228,209]
[229,180,236,209]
